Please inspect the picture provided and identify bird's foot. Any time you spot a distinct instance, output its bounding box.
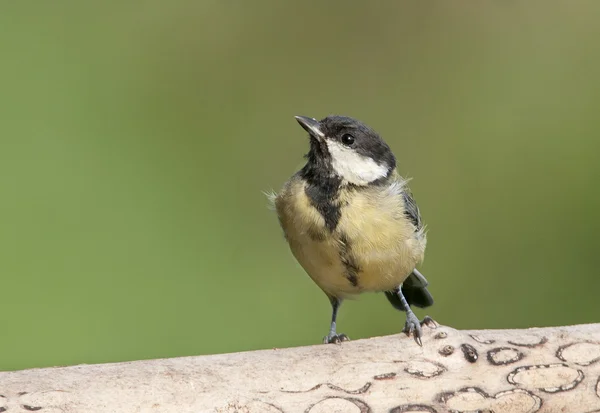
[420,315,438,328]
[402,314,437,346]
[323,333,350,344]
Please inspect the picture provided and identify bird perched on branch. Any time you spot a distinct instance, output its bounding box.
[272,115,434,345]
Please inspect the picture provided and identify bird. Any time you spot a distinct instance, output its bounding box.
[272,115,434,345]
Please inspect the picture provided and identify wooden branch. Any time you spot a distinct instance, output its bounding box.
[1,324,599,412]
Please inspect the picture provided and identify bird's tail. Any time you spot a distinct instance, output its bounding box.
[385,269,434,310]
[400,285,434,308]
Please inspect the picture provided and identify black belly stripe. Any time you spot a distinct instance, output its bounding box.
[345,269,359,287]
[299,155,343,232]
[338,233,360,287]
[304,178,342,231]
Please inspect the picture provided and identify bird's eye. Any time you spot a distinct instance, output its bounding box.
[341,134,355,146]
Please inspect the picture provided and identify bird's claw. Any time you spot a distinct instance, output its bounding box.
[323,333,350,344]
[403,314,436,346]
[420,315,438,328]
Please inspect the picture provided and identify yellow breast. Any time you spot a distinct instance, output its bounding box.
[275,175,426,298]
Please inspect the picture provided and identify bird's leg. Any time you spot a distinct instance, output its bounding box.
[394,285,435,346]
[323,296,349,344]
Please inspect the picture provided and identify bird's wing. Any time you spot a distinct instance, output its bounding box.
[403,268,429,288]
[401,188,423,231]
[398,183,428,286]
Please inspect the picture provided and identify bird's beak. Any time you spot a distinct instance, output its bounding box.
[295,116,325,141]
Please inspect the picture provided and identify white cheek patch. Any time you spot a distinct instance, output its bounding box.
[326,140,389,185]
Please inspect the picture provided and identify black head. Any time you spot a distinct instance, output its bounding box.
[295,115,396,186]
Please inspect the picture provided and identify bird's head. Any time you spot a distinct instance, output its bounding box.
[295,115,396,186]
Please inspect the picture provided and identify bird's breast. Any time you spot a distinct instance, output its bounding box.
[275,178,426,297]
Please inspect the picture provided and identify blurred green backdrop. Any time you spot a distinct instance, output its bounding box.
[1,1,599,371]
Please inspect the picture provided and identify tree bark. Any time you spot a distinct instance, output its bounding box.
[1,323,599,412]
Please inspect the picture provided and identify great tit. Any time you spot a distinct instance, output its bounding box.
[273,115,434,345]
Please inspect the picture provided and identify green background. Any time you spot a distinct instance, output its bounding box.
[1,1,599,371]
